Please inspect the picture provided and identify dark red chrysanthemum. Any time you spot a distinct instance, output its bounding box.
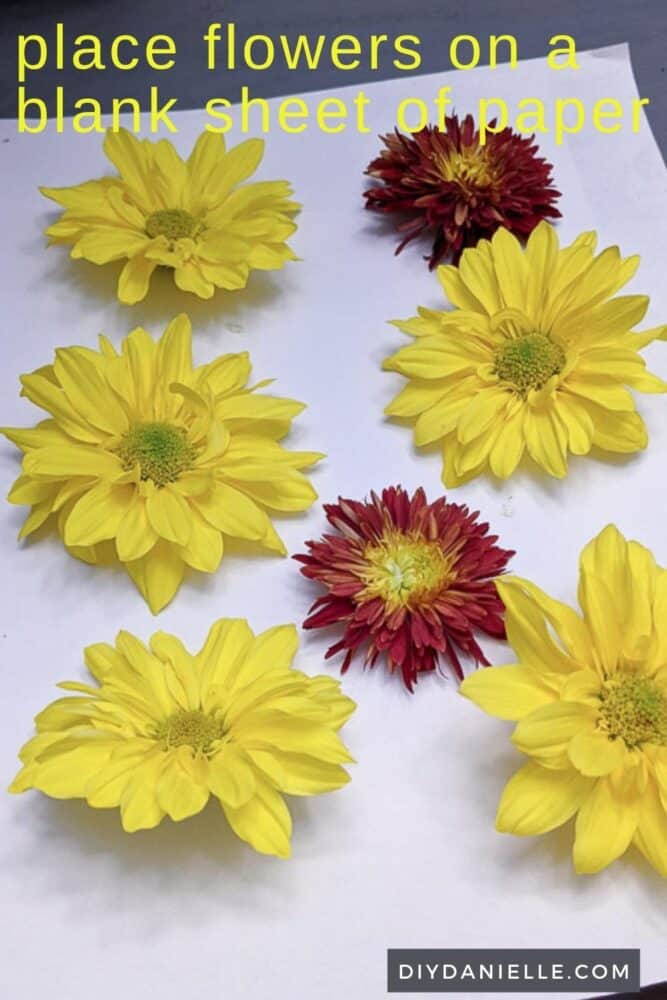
[363,114,561,267]
[294,486,514,692]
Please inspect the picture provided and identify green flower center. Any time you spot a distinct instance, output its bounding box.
[118,422,196,487]
[360,532,455,610]
[158,710,226,753]
[494,333,565,395]
[145,209,200,241]
[599,673,667,748]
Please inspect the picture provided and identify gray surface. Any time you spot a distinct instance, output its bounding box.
[1,0,665,159]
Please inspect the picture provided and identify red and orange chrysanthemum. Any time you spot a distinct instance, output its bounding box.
[363,115,561,267]
[295,486,513,691]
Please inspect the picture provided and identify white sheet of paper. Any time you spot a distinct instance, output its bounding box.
[1,43,666,999]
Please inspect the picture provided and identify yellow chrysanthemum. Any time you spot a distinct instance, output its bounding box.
[2,315,322,612]
[10,618,356,857]
[384,223,667,486]
[461,524,667,877]
[41,128,299,304]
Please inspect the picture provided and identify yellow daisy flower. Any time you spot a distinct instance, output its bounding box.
[10,618,356,856]
[461,524,667,877]
[41,128,299,304]
[384,223,667,486]
[2,315,322,613]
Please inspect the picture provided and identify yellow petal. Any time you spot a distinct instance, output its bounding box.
[194,483,271,541]
[248,748,350,795]
[103,127,154,206]
[437,263,486,312]
[72,228,148,264]
[568,729,628,776]
[208,744,256,807]
[31,741,116,798]
[187,131,226,209]
[213,138,264,198]
[491,227,526,310]
[565,377,635,412]
[456,388,513,446]
[151,138,188,205]
[625,539,658,660]
[524,221,559,322]
[577,568,621,675]
[156,748,209,821]
[199,352,251,398]
[120,751,167,832]
[523,405,568,478]
[64,482,131,547]
[225,472,316,514]
[230,713,352,765]
[496,577,583,674]
[24,444,123,479]
[555,394,594,455]
[385,378,450,418]
[590,407,647,453]
[488,401,526,479]
[496,762,593,835]
[150,632,199,710]
[652,752,667,812]
[173,261,215,299]
[458,244,502,314]
[232,625,299,689]
[116,498,158,562]
[460,664,556,720]
[125,540,185,613]
[156,314,193,385]
[53,347,129,434]
[18,498,53,539]
[146,487,192,546]
[7,475,54,505]
[413,383,477,445]
[216,394,305,424]
[579,523,628,605]
[573,773,641,873]
[84,642,126,682]
[385,343,475,381]
[9,762,40,793]
[197,618,255,707]
[221,772,292,858]
[86,743,151,807]
[19,373,101,443]
[117,254,157,305]
[179,510,223,573]
[633,777,667,877]
[512,702,597,767]
[246,244,296,270]
[307,676,357,729]
[224,673,307,727]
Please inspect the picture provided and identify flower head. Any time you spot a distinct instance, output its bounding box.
[2,315,322,612]
[461,524,667,877]
[10,618,355,857]
[41,128,299,303]
[384,223,667,486]
[363,116,560,267]
[295,486,513,691]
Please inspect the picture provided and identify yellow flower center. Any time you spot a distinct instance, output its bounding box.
[599,673,667,748]
[360,532,454,610]
[158,710,226,753]
[438,147,495,188]
[118,422,196,487]
[145,209,201,241]
[494,333,565,395]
